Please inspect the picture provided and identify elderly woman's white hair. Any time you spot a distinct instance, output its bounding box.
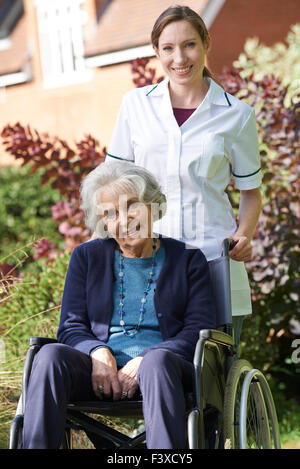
[80,161,166,237]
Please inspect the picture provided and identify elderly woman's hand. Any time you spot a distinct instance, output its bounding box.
[91,347,121,401]
[118,357,143,399]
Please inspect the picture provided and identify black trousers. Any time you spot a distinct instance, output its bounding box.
[22,344,194,449]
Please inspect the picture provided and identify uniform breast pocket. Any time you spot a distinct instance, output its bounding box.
[196,133,225,179]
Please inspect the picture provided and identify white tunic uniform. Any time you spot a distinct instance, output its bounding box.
[106,78,262,316]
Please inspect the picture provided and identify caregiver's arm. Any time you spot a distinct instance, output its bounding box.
[230,188,262,262]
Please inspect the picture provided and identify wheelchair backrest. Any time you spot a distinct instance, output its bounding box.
[207,240,232,333]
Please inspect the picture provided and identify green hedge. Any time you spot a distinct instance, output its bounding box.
[0,165,63,266]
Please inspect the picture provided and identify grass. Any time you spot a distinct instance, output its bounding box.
[277,401,300,449]
[282,440,300,449]
[0,367,22,448]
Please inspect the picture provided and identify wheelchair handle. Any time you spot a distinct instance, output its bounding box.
[222,238,238,257]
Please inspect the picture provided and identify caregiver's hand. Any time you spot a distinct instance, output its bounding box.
[228,235,252,262]
[230,188,261,262]
[118,357,143,399]
[91,347,121,401]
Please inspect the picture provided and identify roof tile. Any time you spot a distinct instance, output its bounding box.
[85,0,209,56]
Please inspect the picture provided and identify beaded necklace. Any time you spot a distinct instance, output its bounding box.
[118,238,158,338]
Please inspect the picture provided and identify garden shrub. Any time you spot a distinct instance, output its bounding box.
[0,250,69,448]
[0,165,63,268]
[0,127,106,258]
[0,251,70,371]
[233,24,300,106]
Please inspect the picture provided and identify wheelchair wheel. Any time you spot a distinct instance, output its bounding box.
[239,368,281,449]
[9,394,73,449]
[223,359,280,449]
[9,395,23,449]
[9,415,23,449]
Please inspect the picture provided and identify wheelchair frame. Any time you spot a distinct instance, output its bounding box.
[9,239,281,449]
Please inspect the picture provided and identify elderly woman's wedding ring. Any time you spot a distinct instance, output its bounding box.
[122,391,128,398]
[97,385,104,393]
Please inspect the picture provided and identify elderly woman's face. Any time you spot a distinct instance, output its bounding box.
[98,187,153,246]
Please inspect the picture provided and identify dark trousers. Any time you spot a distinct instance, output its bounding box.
[22,344,194,449]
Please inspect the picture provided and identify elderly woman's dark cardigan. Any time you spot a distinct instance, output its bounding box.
[57,237,216,363]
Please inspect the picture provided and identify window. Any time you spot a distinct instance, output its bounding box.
[0,0,24,40]
[35,0,92,88]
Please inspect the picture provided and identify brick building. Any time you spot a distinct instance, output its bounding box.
[0,0,298,165]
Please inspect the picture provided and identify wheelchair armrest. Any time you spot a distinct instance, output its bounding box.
[29,336,58,347]
[20,337,58,413]
[199,329,233,347]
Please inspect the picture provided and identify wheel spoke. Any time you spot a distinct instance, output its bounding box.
[223,361,280,450]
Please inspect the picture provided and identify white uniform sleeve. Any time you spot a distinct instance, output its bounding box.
[106,94,135,162]
[231,108,262,190]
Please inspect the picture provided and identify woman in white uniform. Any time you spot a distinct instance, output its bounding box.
[105,5,262,348]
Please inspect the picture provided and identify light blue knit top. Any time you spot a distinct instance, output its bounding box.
[106,244,165,367]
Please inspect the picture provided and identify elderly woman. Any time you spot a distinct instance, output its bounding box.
[22,161,216,449]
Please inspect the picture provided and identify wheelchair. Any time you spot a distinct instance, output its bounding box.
[9,239,281,449]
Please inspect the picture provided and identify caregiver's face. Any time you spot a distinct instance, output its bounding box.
[154,20,207,86]
[98,187,153,246]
